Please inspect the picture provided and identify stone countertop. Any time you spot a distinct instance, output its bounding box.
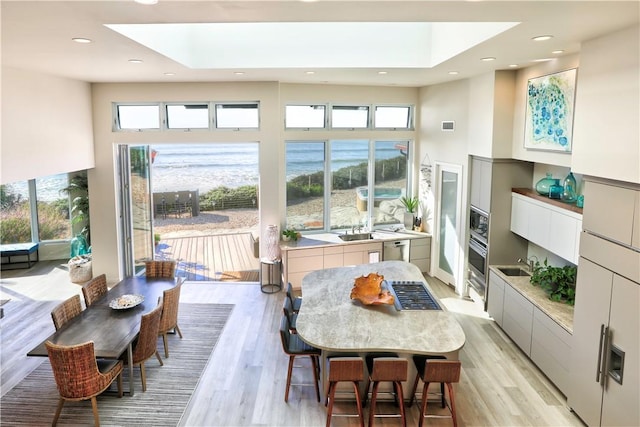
[490,265,574,333]
[295,261,466,356]
[280,229,431,251]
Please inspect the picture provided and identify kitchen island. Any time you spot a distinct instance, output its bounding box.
[295,261,466,397]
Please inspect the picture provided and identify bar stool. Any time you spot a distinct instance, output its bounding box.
[325,356,365,427]
[286,282,302,313]
[409,357,462,427]
[282,297,298,332]
[363,355,408,427]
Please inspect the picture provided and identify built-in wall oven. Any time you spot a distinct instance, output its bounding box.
[468,206,489,303]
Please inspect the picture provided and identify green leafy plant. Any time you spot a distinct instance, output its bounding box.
[530,259,577,305]
[282,228,300,241]
[400,196,419,213]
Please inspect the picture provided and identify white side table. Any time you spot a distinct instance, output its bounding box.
[260,258,282,294]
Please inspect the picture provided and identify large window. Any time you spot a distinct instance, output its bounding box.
[285,140,411,232]
[0,173,75,244]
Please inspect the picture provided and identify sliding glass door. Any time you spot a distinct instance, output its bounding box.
[117,144,154,277]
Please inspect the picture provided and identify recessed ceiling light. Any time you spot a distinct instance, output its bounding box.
[72,38,92,44]
[552,50,564,54]
[532,58,553,62]
[481,57,496,61]
[448,71,459,75]
[128,59,143,63]
[234,71,245,75]
[532,35,553,41]
[134,0,158,5]
[378,71,388,75]
[305,71,315,75]
[509,64,519,68]
[164,72,175,76]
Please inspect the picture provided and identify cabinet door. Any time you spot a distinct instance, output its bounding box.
[510,194,530,238]
[527,201,551,249]
[487,271,505,326]
[568,257,614,427]
[323,246,343,269]
[531,307,572,395]
[470,158,491,213]
[633,192,640,249]
[583,181,636,246]
[549,210,579,263]
[601,275,640,427]
[502,285,534,355]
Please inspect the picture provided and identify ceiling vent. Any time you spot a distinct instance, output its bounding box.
[441,121,455,131]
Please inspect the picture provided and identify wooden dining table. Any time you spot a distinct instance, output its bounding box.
[28,276,182,396]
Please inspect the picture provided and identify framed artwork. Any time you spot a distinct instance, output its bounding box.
[524,68,577,152]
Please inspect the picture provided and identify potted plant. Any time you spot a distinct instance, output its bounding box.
[530,259,577,305]
[282,228,300,242]
[400,196,419,228]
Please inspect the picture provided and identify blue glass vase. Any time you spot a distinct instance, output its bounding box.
[535,172,555,196]
[561,171,577,204]
[548,179,563,199]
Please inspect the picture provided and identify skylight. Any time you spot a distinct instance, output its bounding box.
[105,21,518,69]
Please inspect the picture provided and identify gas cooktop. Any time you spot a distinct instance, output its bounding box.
[386,280,442,311]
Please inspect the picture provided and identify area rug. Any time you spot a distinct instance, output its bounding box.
[219,270,259,282]
[0,303,234,426]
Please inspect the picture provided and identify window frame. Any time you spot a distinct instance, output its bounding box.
[113,103,162,132]
[165,102,211,131]
[214,102,260,130]
[330,105,370,130]
[284,104,328,130]
[373,105,414,130]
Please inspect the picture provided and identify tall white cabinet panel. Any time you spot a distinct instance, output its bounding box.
[601,274,640,427]
[470,157,492,213]
[568,258,615,427]
[582,181,637,246]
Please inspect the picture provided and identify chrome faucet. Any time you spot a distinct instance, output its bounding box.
[517,256,538,272]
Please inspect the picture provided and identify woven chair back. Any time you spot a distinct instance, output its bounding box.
[145,260,176,278]
[132,303,163,363]
[158,282,182,333]
[45,341,112,399]
[82,274,108,307]
[51,294,83,330]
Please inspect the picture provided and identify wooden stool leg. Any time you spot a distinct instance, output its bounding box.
[91,396,100,426]
[447,382,458,427]
[311,355,320,402]
[408,373,420,407]
[326,382,337,427]
[368,381,380,427]
[418,381,430,427]
[285,356,295,402]
[52,398,65,426]
[352,381,365,427]
[393,380,406,427]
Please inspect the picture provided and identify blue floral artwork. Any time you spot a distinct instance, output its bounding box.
[524,68,577,152]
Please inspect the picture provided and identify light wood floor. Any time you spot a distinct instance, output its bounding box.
[0,261,585,426]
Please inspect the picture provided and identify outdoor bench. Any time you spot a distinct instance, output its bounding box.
[0,242,39,269]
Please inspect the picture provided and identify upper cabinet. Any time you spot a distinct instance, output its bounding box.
[470,157,492,213]
[511,190,582,264]
[583,180,640,249]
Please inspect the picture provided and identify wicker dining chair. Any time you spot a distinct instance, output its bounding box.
[45,340,123,427]
[51,294,83,330]
[158,281,183,358]
[145,260,176,278]
[121,303,164,391]
[82,274,108,307]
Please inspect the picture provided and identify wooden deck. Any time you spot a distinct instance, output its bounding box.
[155,232,259,281]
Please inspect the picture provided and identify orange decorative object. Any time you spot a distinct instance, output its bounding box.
[350,273,395,306]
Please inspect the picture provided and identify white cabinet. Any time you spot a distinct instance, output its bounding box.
[343,242,382,266]
[510,192,582,264]
[487,270,506,326]
[409,236,431,274]
[569,257,640,427]
[285,247,324,289]
[582,181,640,248]
[531,307,572,396]
[470,157,492,213]
[323,246,344,269]
[502,284,534,355]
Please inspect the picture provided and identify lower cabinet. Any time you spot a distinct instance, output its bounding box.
[502,284,534,355]
[488,268,573,396]
[284,242,382,289]
[409,236,431,274]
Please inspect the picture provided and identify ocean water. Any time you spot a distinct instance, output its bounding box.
[4,141,407,201]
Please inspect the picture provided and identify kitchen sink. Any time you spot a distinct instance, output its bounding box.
[338,232,373,241]
[498,267,531,276]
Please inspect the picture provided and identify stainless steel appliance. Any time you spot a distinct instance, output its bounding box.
[383,239,410,262]
[386,281,442,311]
[468,206,489,302]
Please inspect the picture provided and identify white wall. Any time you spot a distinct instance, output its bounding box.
[1,67,95,184]
[572,24,640,184]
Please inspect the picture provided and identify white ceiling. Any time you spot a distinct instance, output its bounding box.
[2,1,639,87]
